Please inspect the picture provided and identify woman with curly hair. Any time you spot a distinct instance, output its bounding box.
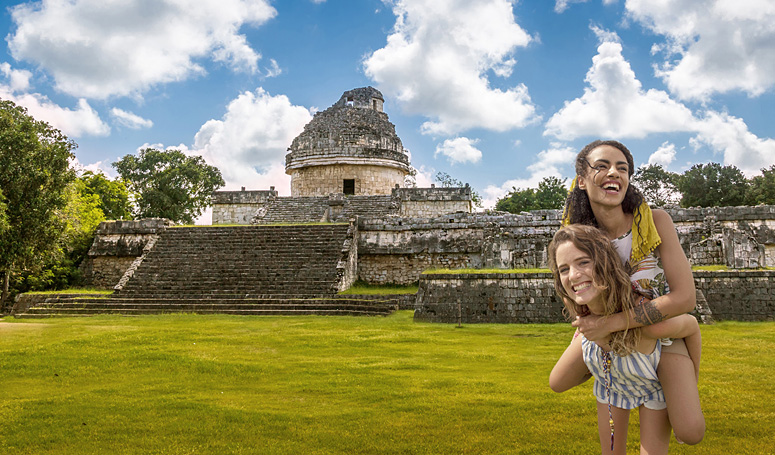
[548,224,701,454]
[560,140,704,445]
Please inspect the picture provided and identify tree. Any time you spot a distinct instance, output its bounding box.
[80,171,133,220]
[0,99,76,306]
[632,164,680,207]
[676,163,749,208]
[495,176,567,213]
[434,171,483,208]
[747,165,775,205]
[113,148,225,224]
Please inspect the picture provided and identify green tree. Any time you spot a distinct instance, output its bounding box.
[747,165,775,205]
[676,163,750,208]
[80,171,133,220]
[113,148,224,224]
[0,99,76,306]
[495,176,567,213]
[434,171,483,208]
[14,180,106,292]
[632,164,680,207]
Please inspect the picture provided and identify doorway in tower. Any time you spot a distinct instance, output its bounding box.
[343,179,355,195]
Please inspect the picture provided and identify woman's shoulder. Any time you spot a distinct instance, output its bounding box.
[651,208,676,231]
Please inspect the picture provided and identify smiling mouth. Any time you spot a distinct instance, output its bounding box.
[602,182,620,192]
[572,282,591,293]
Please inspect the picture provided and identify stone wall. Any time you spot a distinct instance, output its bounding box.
[356,205,775,285]
[694,270,775,321]
[80,218,170,288]
[212,189,277,225]
[357,211,559,284]
[414,270,775,323]
[394,186,472,217]
[289,164,407,197]
[414,272,564,323]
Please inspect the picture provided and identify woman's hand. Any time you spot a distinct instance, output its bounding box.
[571,314,610,342]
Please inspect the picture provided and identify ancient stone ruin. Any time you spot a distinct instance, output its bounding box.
[16,87,775,322]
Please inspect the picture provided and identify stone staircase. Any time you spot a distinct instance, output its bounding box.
[15,224,397,317]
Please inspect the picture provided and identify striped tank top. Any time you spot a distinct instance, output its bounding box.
[581,335,665,409]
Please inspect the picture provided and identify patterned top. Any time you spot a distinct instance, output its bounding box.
[582,335,665,409]
[611,231,669,299]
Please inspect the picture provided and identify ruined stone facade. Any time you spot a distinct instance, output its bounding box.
[285,87,411,197]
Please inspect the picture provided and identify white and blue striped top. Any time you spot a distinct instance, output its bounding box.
[581,335,665,409]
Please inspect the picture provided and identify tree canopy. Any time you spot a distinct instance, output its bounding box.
[113,148,224,224]
[0,99,76,303]
[676,163,749,208]
[631,164,680,207]
[495,176,567,213]
[80,171,133,220]
[747,165,775,206]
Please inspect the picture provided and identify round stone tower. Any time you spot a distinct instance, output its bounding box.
[285,86,411,197]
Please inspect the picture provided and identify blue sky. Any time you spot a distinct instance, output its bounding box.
[2,0,774,219]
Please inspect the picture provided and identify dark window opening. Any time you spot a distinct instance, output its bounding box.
[343,179,355,195]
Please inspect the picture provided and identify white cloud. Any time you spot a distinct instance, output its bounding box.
[264,59,282,78]
[690,111,775,176]
[190,88,312,190]
[482,143,575,210]
[544,31,696,140]
[434,137,482,164]
[0,86,110,138]
[626,0,775,101]
[363,0,538,136]
[0,62,32,92]
[70,156,116,178]
[555,0,616,13]
[7,0,277,100]
[111,108,153,129]
[647,141,677,167]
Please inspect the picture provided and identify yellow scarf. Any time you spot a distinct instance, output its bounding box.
[561,176,661,264]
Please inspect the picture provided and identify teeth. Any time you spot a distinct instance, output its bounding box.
[604,183,620,191]
[573,283,591,292]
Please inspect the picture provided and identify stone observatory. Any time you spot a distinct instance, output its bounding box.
[285,86,412,197]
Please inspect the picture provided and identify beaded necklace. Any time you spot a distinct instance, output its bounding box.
[601,350,615,451]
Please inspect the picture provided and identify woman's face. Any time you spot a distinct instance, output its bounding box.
[555,240,604,314]
[578,145,630,208]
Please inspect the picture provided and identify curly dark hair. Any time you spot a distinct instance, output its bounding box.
[564,140,645,233]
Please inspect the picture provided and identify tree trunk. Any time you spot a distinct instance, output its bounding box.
[1,269,9,312]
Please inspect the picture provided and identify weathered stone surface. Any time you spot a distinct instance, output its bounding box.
[285,86,411,197]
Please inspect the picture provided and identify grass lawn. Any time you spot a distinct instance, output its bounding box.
[0,312,772,454]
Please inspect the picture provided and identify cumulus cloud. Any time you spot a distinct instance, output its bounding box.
[0,85,110,137]
[7,0,277,99]
[111,108,153,129]
[189,88,312,190]
[647,142,677,167]
[363,0,538,136]
[434,137,482,164]
[0,62,32,92]
[626,0,775,101]
[544,29,696,140]
[555,0,616,13]
[482,143,575,209]
[690,111,775,176]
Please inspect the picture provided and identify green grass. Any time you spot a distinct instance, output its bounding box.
[25,287,113,295]
[0,313,772,454]
[423,267,550,274]
[339,281,418,295]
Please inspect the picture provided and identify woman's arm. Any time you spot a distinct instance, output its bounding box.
[573,209,696,340]
[549,332,591,393]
